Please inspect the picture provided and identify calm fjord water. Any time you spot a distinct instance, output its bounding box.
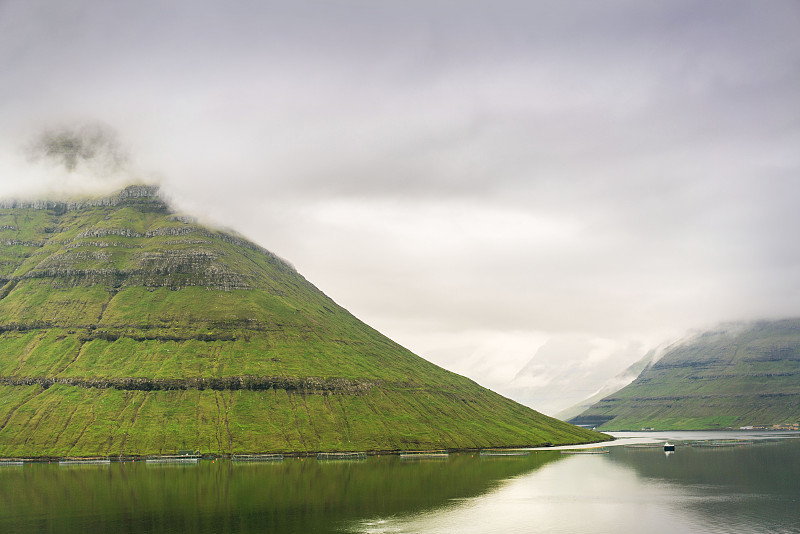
[1,433,798,534]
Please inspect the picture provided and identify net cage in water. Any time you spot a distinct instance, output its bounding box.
[316,451,367,461]
[231,454,284,462]
[145,454,200,464]
[58,458,111,465]
[479,449,530,457]
[399,451,450,460]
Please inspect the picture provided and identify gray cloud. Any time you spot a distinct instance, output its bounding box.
[26,122,127,173]
[1,0,799,413]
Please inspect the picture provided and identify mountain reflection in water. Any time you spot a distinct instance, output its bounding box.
[0,451,558,534]
[1,434,798,534]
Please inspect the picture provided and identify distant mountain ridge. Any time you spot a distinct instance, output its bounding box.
[0,184,605,457]
[555,347,661,421]
[571,319,800,430]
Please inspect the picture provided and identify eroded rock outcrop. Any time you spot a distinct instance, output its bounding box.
[0,375,379,395]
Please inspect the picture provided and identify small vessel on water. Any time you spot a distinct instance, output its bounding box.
[663,442,675,452]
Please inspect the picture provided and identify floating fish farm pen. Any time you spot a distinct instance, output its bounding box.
[145,454,200,464]
[692,440,755,448]
[232,454,284,462]
[480,449,530,457]
[560,448,609,455]
[316,452,367,461]
[59,458,111,465]
[0,459,24,466]
[399,451,449,460]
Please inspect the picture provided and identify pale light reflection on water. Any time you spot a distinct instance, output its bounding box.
[347,434,800,534]
[349,458,700,534]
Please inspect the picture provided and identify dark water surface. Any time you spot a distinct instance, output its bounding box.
[1,433,798,533]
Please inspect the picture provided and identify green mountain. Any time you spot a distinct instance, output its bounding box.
[571,319,800,430]
[0,185,605,457]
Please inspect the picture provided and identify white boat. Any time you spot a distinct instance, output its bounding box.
[663,442,675,452]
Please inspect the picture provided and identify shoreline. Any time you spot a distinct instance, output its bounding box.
[0,438,614,463]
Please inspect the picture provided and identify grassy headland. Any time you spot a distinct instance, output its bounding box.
[0,185,607,456]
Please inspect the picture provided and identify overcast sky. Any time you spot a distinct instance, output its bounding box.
[1,0,799,414]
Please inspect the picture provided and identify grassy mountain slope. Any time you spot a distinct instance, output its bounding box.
[0,185,605,456]
[572,319,800,430]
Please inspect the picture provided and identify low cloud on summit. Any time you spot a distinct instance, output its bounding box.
[26,122,128,174]
[1,0,799,413]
